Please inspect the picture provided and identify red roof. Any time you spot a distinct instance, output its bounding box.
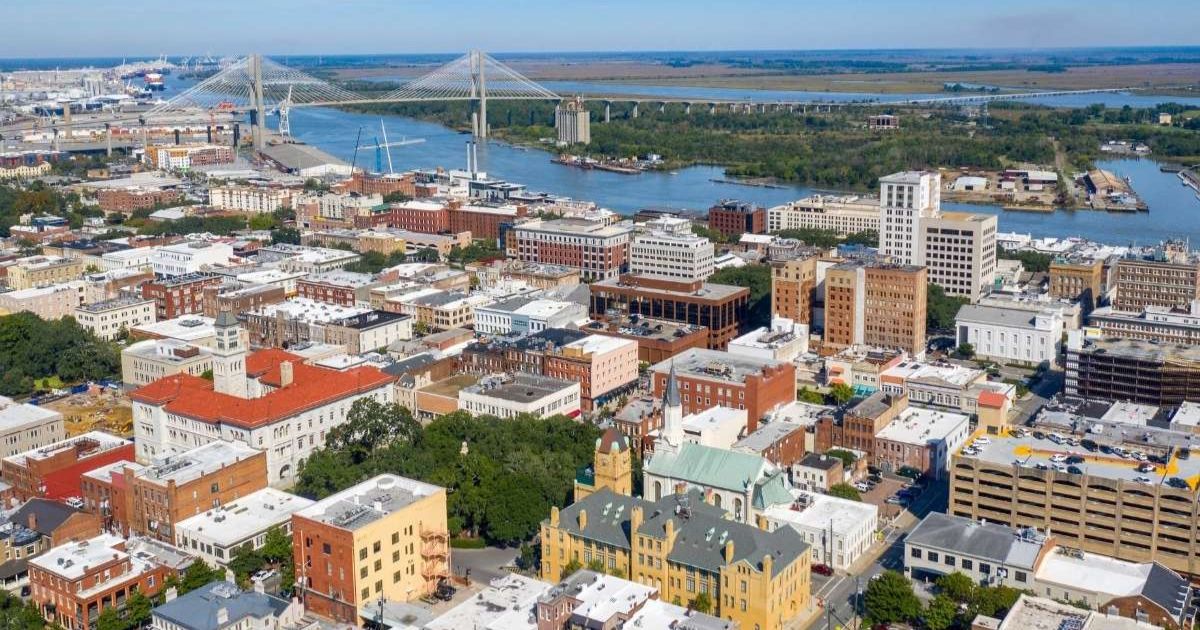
[131,350,395,429]
[978,391,1008,409]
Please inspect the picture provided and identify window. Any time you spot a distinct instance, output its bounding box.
[962,559,973,570]
[944,555,955,566]
[910,548,922,559]
[980,563,991,575]
[927,552,939,563]
[322,543,331,554]
[359,548,367,561]
[1015,571,1027,583]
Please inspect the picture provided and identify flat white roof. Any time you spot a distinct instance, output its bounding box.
[763,490,878,534]
[132,315,216,341]
[141,441,261,486]
[1100,401,1159,427]
[30,533,130,580]
[237,269,307,284]
[682,406,747,435]
[0,398,61,434]
[175,488,315,547]
[253,297,369,323]
[512,299,579,319]
[570,574,656,623]
[1035,550,1150,598]
[1173,402,1200,428]
[563,334,634,356]
[875,406,970,445]
[425,574,549,630]
[5,430,129,466]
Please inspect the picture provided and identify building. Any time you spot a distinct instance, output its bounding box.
[121,339,213,387]
[458,374,581,419]
[767,195,880,235]
[547,334,639,411]
[29,533,173,630]
[590,275,750,349]
[540,487,810,630]
[202,282,286,319]
[1050,257,1105,312]
[0,397,65,459]
[387,289,493,331]
[955,303,1064,366]
[507,219,632,282]
[824,261,927,356]
[291,474,449,623]
[629,217,714,282]
[1088,303,1200,345]
[208,186,292,214]
[814,391,904,462]
[1113,255,1200,313]
[792,453,844,492]
[0,284,85,320]
[648,348,795,433]
[474,297,588,336]
[150,581,306,630]
[378,199,450,234]
[467,259,581,292]
[761,490,878,571]
[6,256,84,290]
[144,143,235,170]
[141,273,223,320]
[256,244,360,274]
[2,432,134,502]
[121,440,268,543]
[131,314,394,486]
[989,595,1163,630]
[130,315,217,347]
[770,254,819,326]
[873,406,971,478]
[579,316,709,364]
[150,242,235,277]
[323,311,413,355]
[296,271,378,307]
[74,297,156,340]
[877,171,996,301]
[0,499,101,592]
[555,96,591,145]
[1065,333,1200,405]
[707,200,765,239]
[448,203,528,242]
[878,359,1014,418]
[240,298,369,348]
[728,318,809,363]
[95,187,184,213]
[173,488,313,568]
[574,428,634,501]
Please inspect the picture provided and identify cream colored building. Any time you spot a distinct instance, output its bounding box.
[0,162,52,180]
[767,195,880,236]
[121,338,213,387]
[209,185,293,213]
[75,297,156,340]
[6,256,84,290]
[555,96,591,145]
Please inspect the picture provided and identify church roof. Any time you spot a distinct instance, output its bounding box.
[663,361,681,407]
[645,442,774,494]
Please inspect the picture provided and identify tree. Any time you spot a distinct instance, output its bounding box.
[0,589,49,629]
[863,570,921,625]
[383,191,412,203]
[922,594,960,630]
[689,592,714,614]
[200,369,214,380]
[710,264,772,328]
[325,399,420,462]
[586,558,605,572]
[262,526,293,564]
[271,227,301,245]
[798,387,825,405]
[936,571,977,603]
[561,558,582,579]
[125,591,154,630]
[927,284,968,332]
[95,607,124,630]
[828,483,861,502]
[829,382,854,405]
[956,342,975,359]
[178,561,225,595]
[825,449,856,468]
[969,585,1022,619]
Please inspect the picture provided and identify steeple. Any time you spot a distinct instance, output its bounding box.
[660,361,683,450]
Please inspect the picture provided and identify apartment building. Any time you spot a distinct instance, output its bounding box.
[507,219,632,281]
[590,274,750,349]
[1065,332,1200,405]
[1088,303,1200,345]
[256,244,360,274]
[208,185,293,214]
[144,143,234,170]
[581,316,709,364]
[878,171,941,265]
[540,488,810,630]
[474,296,588,336]
[1113,254,1200,313]
[0,284,85,320]
[629,217,714,282]
[382,199,450,234]
[131,316,394,487]
[120,338,213,387]
[466,259,580,291]
[297,270,380,307]
[388,289,493,331]
[707,200,765,239]
[648,348,795,433]
[2,431,134,502]
[74,297,156,340]
[1049,257,1105,311]
[294,190,383,229]
[824,261,927,356]
[955,303,1064,365]
[173,488,313,568]
[95,187,184,213]
[291,475,449,623]
[770,253,819,325]
[448,203,528,242]
[150,241,234,277]
[141,273,222,320]
[201,282,286,318]
[6,255,84,290]
[546,334,639,411]
[767,194,880,235]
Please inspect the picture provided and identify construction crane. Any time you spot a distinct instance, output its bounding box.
[358,119,424,174]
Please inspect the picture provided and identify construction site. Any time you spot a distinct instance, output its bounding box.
[41,387,134,438]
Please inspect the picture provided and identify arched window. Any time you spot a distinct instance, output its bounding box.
[654,481,662,501]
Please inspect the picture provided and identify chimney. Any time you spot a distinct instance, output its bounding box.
[216,608,229,625]
[724,540,735,563]
[762,554,773,576]
[630,506,643,534]
[253,577,266,594]
[164,587,178,602]
[279,361,294,387]
[550,506,560,528]
[578,509,588,530]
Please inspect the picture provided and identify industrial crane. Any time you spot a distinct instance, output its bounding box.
[358,119,424,174]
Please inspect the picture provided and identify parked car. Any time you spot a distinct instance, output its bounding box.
[1066,465,1083,475]
[812,563,834,576]
[1066,455,1085,465]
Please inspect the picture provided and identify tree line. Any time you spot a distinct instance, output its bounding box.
[0,312,122,397]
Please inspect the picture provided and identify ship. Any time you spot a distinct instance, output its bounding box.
[144,72,165,91]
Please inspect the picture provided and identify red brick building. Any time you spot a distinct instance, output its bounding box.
[648,348,796,433]
[707,200,765,239]
[508,219,631,282]
[733,420,811,468]
[813,392,906,461]
[383,200,450,234]
[333,171,416,197]
[96,188,183,213]
[1,432,135,502]
[141,273,222,320]
[449,203,528,242]
[297,271,377,307]
[201,282,286,318]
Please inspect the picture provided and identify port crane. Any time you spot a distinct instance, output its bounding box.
[357,119,424,174]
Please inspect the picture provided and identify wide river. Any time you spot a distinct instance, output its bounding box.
[169,77,1200,244]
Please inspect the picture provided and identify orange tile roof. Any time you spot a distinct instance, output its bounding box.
[978,391,1009,409]
[131,350,395,430]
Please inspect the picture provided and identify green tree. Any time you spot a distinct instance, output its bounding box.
[271,227,302,245]
[95,606,124,630]
[956,343,975,359]
[229,547,266,586]
[586,558,605,572]
[863,570,921,625]
[710,264,772,328]
[383,191,412,203]
[262,526,293,564]
[923,594,960,630]
[798,387,825,405]
[689,592,714,614]
[125,591,154,629]
[561,558,583,579]
[824,449,856,468]
[325,399,420,462]
[828,483,861,502]
[927,284,968,332]
[179,561,225,594]
[936,571,977,603]
[969,585,1022,619]
[829,382,855,405]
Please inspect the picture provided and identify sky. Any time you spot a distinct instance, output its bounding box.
[3,0,1199,58]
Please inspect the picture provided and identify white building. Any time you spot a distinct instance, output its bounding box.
[0,396,65,459]
[173,488,314,567]
[728,317,809,362]
[555,96,591,145]
[956,303,1063,366]
[131,315,217,346]
[256,244,360,274]
[458,374,580,420]
[99,247,155,271]
[879,171,941,266]
[121,339,213,387]
[874,406,971,478]
[235,269,307,297]
[767,194,880,235]
[150,241,235,277]
[131,314,395,486]
[629,217,714,282]
[209,186,292,214]
[473,296,587,336]
[761,490,879,570]
[74,296,156,340]
[680,406,747,450]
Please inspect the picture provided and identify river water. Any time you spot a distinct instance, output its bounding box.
[163,77,1200,245]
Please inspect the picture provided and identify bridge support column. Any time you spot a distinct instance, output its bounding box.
[658,102,665,114]
[105,123,112,157]
[684,102,691,115]
[631,102,638,118]
[709,103,717,115]
[249,54,266,152]
[604,101,611,123]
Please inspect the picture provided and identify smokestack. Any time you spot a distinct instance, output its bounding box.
[232,123,240,147]
[174,129,180,145]
[279,361,294,388]
[206,125,213,143]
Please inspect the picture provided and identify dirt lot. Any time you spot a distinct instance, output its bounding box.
[43,389,134,438]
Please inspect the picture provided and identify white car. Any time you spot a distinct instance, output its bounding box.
[974,437,991,445]
[1050,454,1068,463]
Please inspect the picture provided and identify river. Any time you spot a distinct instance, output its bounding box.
[163,77,1200,245]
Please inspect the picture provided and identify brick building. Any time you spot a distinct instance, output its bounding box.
[707,199,765,239]
[814,392,906,460]
[333,171,417,198]
[1113,255,1200,313]
[1048,257,1104,312]
[141,273,223,320]
[771,254,819,325]
[296,271,379,307]
[449,203,528,242]
[1,432,135,502]
[824,261,927,356]
[201,282,286,318]
[579,317,709,364]
[96,188,184,213]
[507,219,632,281]
[383,200,451,234]
[590,274,750,350]
[648,348,795,433]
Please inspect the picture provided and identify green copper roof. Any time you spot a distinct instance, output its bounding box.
[645,442,772,493]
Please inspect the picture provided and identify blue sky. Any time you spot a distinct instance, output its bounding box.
[4,0,1199,57]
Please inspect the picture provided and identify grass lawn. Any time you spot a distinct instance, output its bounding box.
[34,376,64,390]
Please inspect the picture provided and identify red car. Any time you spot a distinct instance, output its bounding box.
[811,563,834,576]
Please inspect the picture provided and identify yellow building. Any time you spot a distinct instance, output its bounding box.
[292,474,450,624]
[541,487,811,630]
[574,427,633,501]
[6,256,85,290]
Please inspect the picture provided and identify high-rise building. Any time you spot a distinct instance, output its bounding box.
[629,216,714,282]
[824,261,927,356]
[770,254,819,326]
[877,171,996,301]
[508,219,632,282]
[707,200,765,239]
[1113,254,1200,313]
[555,96,591,145]
[1049,257,1105,311]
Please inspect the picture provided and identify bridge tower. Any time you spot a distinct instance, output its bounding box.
[471,50,488,139]
[249,54,266,151]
